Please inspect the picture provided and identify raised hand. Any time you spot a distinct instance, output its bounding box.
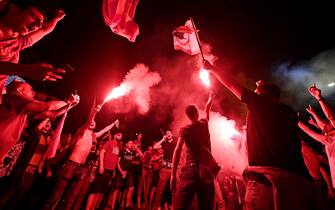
[96,105,102,112]
[67,94,80,106]
[114,119,120,128]
[42,9,66,32]
[306,105,316,115]
[308,117,317,126]
[308,84,322,100]
[28,63,65,81]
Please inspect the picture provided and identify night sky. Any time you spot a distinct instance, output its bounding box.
[20,0,335,145]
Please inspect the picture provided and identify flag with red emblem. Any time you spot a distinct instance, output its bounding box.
[173,19,201,55]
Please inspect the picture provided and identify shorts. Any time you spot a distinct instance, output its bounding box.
[151,170,160,187]
[89,169,114,193]
[115,171,134,190]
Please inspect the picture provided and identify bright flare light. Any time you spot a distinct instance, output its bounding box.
[219,122,240,140]
[328,83,335,87]
[103,84,130,104]
[209,112,241,144]
[199,68,210,87]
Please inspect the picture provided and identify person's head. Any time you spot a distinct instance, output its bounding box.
[113,131,123,142]
[147,146,153,153]
[41,118,51,133]
[165,130,173,140]
[7,81,35,98]
[126,140,134,150]
[136,133,143,141]
[185,105,199,122]
[1,0,46,35]
[88,121,96,131]
[254,80,280,101]
[60,133,72,148]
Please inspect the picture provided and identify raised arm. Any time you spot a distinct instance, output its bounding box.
[153,136,166,149]
[95,119,119,138]
[32,95,80,119]
[306,105,328,130]
[298,121,325,144]
[309,85,335,128]
[0,62,65,82]
[204,91,214,121]
[27,10,65,45]
[25,99,66,112]
[82,103,101,130]
[308,116,320,130]
[170,136,184,192]
[203,60,244,100]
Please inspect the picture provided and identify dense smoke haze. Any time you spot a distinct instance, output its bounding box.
[273,50,335,109]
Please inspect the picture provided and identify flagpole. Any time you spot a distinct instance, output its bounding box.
[190,18,213,92]
[190,17,205,61]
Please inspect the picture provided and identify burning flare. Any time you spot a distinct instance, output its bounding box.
[103,84,130,104]
[199,68,210,87]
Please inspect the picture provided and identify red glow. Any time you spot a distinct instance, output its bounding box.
[199,68,210,87]
[104,84,130,104]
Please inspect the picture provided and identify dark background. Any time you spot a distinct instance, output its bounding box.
[19,0,335,145]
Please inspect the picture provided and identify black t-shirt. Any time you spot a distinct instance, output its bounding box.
[119,149,137,171]
[241,89,309,177]
[161,139,176,162]
[181,119,211,164]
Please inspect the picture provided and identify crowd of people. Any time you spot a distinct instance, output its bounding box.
[1,1,335,210]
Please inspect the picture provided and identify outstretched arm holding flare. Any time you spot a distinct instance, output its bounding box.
[203,60,244,100]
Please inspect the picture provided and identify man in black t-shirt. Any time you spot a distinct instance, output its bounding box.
[152,130,176,210]
[171,92,215,210]
[117,140,142,208]
[204,60,332,210]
